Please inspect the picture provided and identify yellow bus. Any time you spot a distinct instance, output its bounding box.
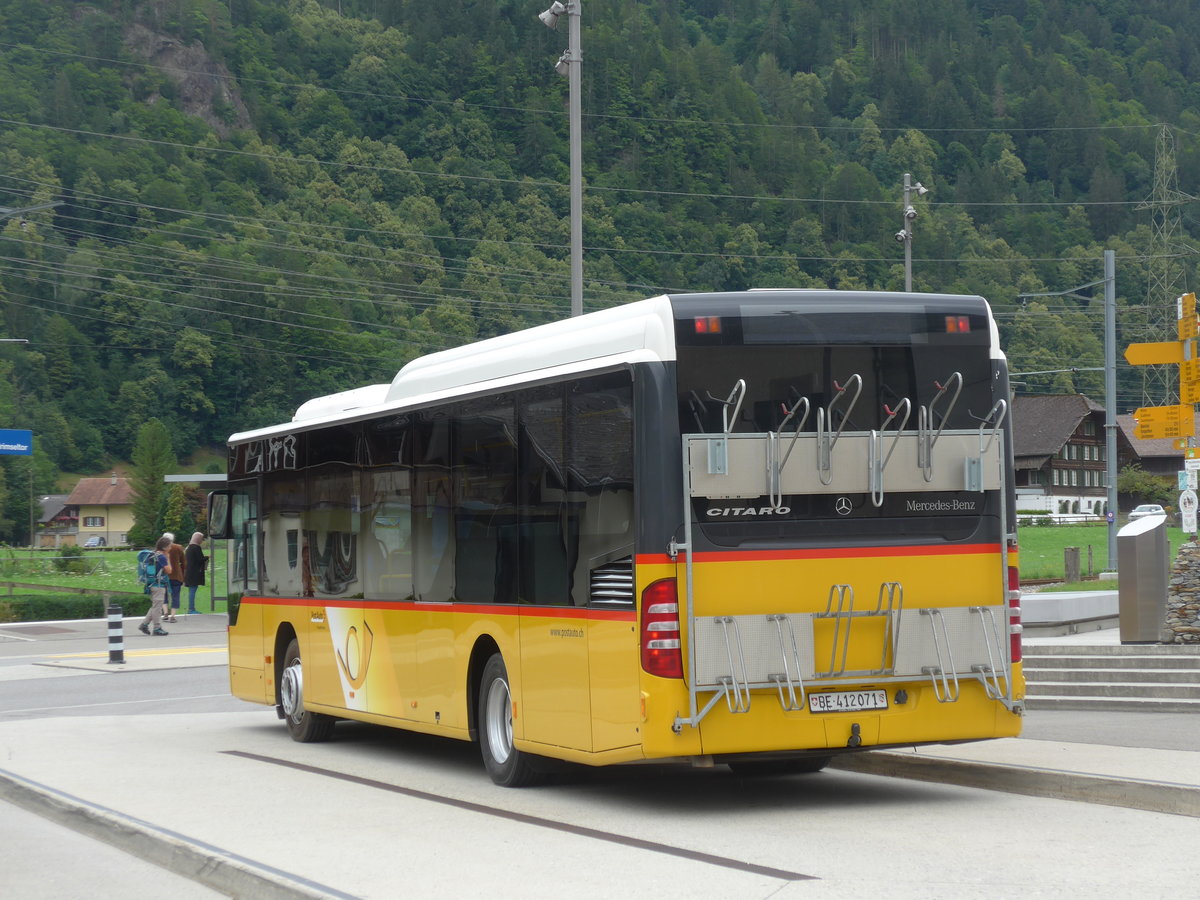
[210,290,1024,786]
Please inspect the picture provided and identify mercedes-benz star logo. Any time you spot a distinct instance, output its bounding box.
[835,497,853,516]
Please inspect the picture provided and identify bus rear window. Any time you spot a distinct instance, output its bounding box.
[677,343,994,435]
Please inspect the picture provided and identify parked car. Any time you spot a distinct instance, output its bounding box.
[1127,504,1166,521]
[83,536,106,547]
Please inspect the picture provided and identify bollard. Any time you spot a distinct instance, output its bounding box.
[1064,546,1081,584]
[107,603,125,665]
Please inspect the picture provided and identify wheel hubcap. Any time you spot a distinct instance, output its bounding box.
[485,677,512,764]
[281,659,303,721]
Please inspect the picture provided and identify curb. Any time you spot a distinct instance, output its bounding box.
[829,751,1200,818]
[0,767,354,900]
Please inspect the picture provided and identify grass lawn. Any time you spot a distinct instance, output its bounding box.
[0,548,230,614]
[1016,522,1189,580]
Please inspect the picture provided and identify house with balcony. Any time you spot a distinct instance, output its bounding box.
[64,475,133,547]
[36,494,75,548]
[1011,394,1115,517]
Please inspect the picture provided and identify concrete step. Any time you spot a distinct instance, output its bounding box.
[1024,654,1200,670]
[1026,666,1200,684]
[1026,680,1200,700]
[1023,643,1199,658]
[1023,695,1200,712]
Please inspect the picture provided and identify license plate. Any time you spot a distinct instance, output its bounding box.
[808,690,888,713]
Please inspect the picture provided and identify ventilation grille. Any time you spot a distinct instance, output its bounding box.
[590,556,634,606]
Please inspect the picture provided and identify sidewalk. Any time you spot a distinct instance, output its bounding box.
[833,624,1200,817]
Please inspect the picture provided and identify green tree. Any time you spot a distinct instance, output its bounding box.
[163,483,187,540]
[129,419,177,548]
[1117,464,1173,509]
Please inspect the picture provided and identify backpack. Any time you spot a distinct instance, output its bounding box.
[137,549,163,591]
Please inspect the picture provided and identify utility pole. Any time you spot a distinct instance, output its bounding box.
[1016,252,1118,568]
[538,1,583,317]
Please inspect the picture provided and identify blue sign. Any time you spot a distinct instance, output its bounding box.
[0,429,32,456]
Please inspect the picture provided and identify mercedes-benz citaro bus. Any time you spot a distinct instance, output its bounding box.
[210,290,1024,786]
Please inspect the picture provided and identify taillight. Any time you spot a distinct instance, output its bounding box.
[640,579,683,678]
[1007,542,1022,663]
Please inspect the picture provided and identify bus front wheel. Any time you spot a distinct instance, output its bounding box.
[478,653,542,787]
[280,638,335,743]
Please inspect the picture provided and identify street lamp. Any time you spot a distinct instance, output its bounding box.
[538,1,583,317]
[895,173,928,292]
[0,201,62,227]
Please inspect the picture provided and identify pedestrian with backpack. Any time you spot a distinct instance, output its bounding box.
[138,536,172,636]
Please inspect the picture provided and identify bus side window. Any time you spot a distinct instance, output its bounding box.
[453,396,517,605]
[360,414,415,602]
[519,385,571,605]
[231,489,259,594]
[568,373,634,606]
[413,411,454,602]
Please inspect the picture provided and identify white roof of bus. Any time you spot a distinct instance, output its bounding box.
[228,294,676,444]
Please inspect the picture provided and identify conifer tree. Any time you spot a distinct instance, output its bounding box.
[128,419,176,548]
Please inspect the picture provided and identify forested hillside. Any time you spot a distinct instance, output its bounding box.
[2,0,1200,541]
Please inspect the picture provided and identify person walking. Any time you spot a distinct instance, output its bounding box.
[184,532,208,615]
[138,536,172,636]
[163,532,186,623]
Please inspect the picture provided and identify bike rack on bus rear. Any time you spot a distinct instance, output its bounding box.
[670,377,1018,732]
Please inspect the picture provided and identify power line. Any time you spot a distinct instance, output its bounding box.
[0,116,1170,209]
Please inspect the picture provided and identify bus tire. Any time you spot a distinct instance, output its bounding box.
[728,756,831,777]
[280,637,335,743]
[478,653,542,787]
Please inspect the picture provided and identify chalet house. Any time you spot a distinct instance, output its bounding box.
[64,475,133,547]
[36,494,74,548]
[1011,394,1114,516]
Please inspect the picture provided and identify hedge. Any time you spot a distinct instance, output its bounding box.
[0,593,152,623]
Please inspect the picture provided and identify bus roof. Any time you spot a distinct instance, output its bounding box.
[228,290,1000,445]
[229,293,678,444]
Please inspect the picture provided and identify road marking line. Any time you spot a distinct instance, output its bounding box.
[226,750,819,882]
[48,647,226,660]
[1,693,232,715]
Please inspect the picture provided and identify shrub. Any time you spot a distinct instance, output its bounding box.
[53,546,88,575]
[0,593,151,623]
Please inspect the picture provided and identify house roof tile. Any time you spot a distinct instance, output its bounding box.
[65,477,133,506]
[1011,394,1104,458]
[1116,412,1200,460]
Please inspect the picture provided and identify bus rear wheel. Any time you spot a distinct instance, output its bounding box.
[280,637,335,743]
[478,653,542,787]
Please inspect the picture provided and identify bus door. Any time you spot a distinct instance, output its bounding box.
[302,428,369,714]
[515,387,592,752]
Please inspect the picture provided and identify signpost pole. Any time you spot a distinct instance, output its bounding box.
[1105,250,1118,568]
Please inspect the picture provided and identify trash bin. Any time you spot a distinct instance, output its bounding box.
[1116,515,1169,644]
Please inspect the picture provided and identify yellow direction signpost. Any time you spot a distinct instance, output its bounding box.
[1132,403,1195,440]
[1125,292,1200,438]
[1124,341,1186,365]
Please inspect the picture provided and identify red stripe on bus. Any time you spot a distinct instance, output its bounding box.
[239,596,635,622]
[635,543,1002,566]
